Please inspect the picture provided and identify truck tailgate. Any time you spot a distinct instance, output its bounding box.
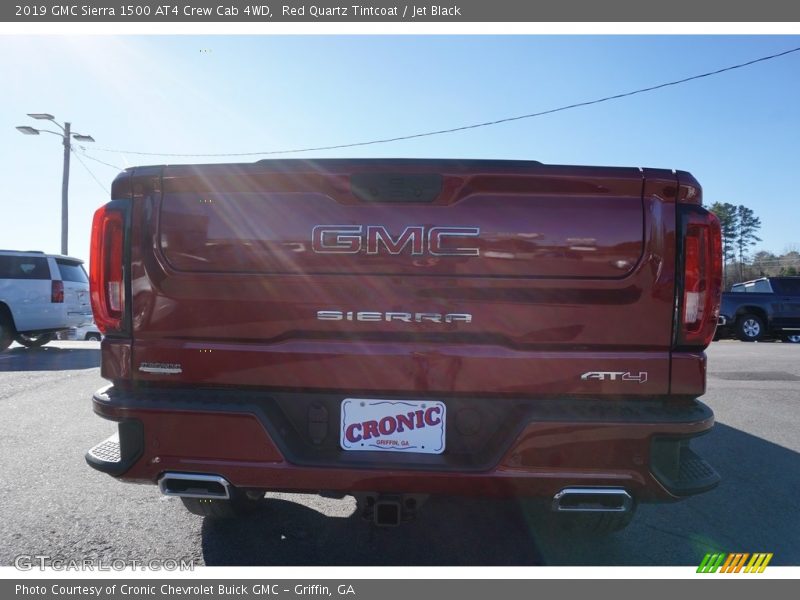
[126,160,677,395]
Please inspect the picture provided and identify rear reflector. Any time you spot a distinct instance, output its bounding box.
[51,280,64,303]
[677,207,722,348]
[90,203,126,334]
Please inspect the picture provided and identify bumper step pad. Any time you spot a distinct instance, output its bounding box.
[87,433,121,464]
[85,419,143,477]
[651,437,720,497]
[675,446,720,492]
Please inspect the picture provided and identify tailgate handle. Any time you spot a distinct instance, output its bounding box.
[350,173,442,203]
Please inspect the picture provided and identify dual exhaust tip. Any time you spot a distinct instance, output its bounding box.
[158,474,632,517]
[158,473,231,500]
[552,487,633,513]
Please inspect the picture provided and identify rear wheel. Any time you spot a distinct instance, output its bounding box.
[85,333,102,341]
[0,314,13,352]
[180,488,264,519]
[524,499,636,536]
[736,314,764,342]
[555,509,636,535]
[14,332,54,348]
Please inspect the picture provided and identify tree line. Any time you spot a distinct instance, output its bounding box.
[708,202,798,290]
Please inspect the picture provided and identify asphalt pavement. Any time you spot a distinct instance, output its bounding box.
[0,340,798,566]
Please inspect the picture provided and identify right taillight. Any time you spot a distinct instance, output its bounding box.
[90,203,126,334]
[677,206,722,348]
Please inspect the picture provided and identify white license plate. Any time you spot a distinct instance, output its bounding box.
[340,399,446,454]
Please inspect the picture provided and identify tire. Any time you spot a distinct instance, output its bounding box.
[523,498,636,536]
[555,509,636,535]
[180,488,264,519]
[783,334,800,344]
[0,314,13,352]
[736,314,765,342]
[14,332,54,348]
[85,333,101,341]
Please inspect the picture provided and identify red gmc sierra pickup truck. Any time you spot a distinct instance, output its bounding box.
[86,159,722,533]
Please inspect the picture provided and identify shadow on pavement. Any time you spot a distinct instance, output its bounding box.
[0,346,100,372]
[200,422,800,566]
[201,495,544,566]
[534,422,800,565]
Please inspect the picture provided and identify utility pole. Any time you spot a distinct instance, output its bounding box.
[61,122,71,255]
[16,114,95,256]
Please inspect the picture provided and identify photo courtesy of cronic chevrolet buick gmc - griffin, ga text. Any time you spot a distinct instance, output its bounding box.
[85,159,722,533]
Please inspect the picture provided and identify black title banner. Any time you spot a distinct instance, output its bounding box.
[4,0,800,22]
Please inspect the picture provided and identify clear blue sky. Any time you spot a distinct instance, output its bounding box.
[1,35,798,265]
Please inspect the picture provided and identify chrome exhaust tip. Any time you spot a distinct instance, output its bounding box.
[552,487,633,513]
[158,473,231,499]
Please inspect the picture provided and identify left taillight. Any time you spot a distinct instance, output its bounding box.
[90,202,127,334]
[676,206,722,348]
[51,280,64,303]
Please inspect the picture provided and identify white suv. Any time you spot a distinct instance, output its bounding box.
[0,250,93,351]
[57,321,102,342]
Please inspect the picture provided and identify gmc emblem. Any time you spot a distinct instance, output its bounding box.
[311,225,480,256]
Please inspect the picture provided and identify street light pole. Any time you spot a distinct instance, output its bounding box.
[15,114,95,257]
[61,122,71,256]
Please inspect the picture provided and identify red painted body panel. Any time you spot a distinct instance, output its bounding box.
[670,352,707,397]
[90,159,717,502]
[116,160,681,393]
[130,339,672,395]
[159,191,645,278]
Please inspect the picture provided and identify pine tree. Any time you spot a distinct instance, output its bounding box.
[736,205,762,280]
[708,202,739,286]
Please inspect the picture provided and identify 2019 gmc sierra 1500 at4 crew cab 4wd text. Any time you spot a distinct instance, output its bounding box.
[85,159,722,533]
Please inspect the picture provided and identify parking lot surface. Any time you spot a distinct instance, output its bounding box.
[0,340,798,566]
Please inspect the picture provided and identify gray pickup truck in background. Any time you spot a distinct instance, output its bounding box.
[717,276,800,342]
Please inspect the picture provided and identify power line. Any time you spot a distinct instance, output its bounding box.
[71,148,109,195]
[89,45,800,159]
[75,147,124,171]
